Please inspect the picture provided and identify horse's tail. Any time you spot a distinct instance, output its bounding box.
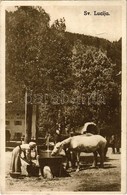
[98,138,107,167]
[102,138,107,150]
[104,139,109,157]
[98,137,107,156]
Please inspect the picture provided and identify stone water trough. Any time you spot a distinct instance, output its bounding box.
[37,147,63,177]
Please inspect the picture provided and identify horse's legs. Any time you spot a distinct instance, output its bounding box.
[104,143,108,159]
[92,151,98,167]
[64,149,71,169]
[70,151,77,168]
[65,150,77,169]
[100,151,105,168]
[98,148,104,168]
[76,152,80,172]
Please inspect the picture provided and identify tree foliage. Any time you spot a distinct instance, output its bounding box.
[6,6,121,139]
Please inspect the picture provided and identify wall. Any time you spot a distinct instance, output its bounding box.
[6,111,36,140]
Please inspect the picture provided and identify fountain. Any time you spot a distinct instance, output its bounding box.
[38,133,63,177]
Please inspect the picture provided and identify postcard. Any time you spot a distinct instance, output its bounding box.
[0,0,126,194]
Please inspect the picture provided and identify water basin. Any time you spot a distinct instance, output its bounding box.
[38,150,63,177]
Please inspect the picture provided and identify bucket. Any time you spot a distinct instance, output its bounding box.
[39,150,52,158]
[9,172,21,178]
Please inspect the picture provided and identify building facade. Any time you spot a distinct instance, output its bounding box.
[6,106,36,141]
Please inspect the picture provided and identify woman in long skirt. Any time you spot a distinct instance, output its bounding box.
[10,142,37,175]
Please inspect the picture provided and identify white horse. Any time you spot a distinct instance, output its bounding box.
[51,134,107,172]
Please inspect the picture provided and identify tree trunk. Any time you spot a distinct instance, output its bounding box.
[36,104,39,144]
[24,89,33,143]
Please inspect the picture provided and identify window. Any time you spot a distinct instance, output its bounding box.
[14,132,22,141]
[6,120,10,125]
[14,121,22,125]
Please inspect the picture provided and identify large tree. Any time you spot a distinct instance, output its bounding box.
[70,40,120,134]
[6,6,50,142]
[6,6,121,140]
[6,7,73,141]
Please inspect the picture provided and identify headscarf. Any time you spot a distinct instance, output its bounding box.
[29,142,36,149]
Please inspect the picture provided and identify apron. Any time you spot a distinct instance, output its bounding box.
[10,145,22,174]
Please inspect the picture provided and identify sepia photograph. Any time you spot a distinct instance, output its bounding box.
[0,0,126,193]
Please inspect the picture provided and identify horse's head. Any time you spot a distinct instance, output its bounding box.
[51,142,63,156]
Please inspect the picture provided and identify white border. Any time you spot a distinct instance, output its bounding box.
[121,0,127,193]
[0,0,126,194]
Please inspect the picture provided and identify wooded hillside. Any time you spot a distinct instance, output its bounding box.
[6,6,121,140]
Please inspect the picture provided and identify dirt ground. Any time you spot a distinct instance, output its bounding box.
[5,148,121,192]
